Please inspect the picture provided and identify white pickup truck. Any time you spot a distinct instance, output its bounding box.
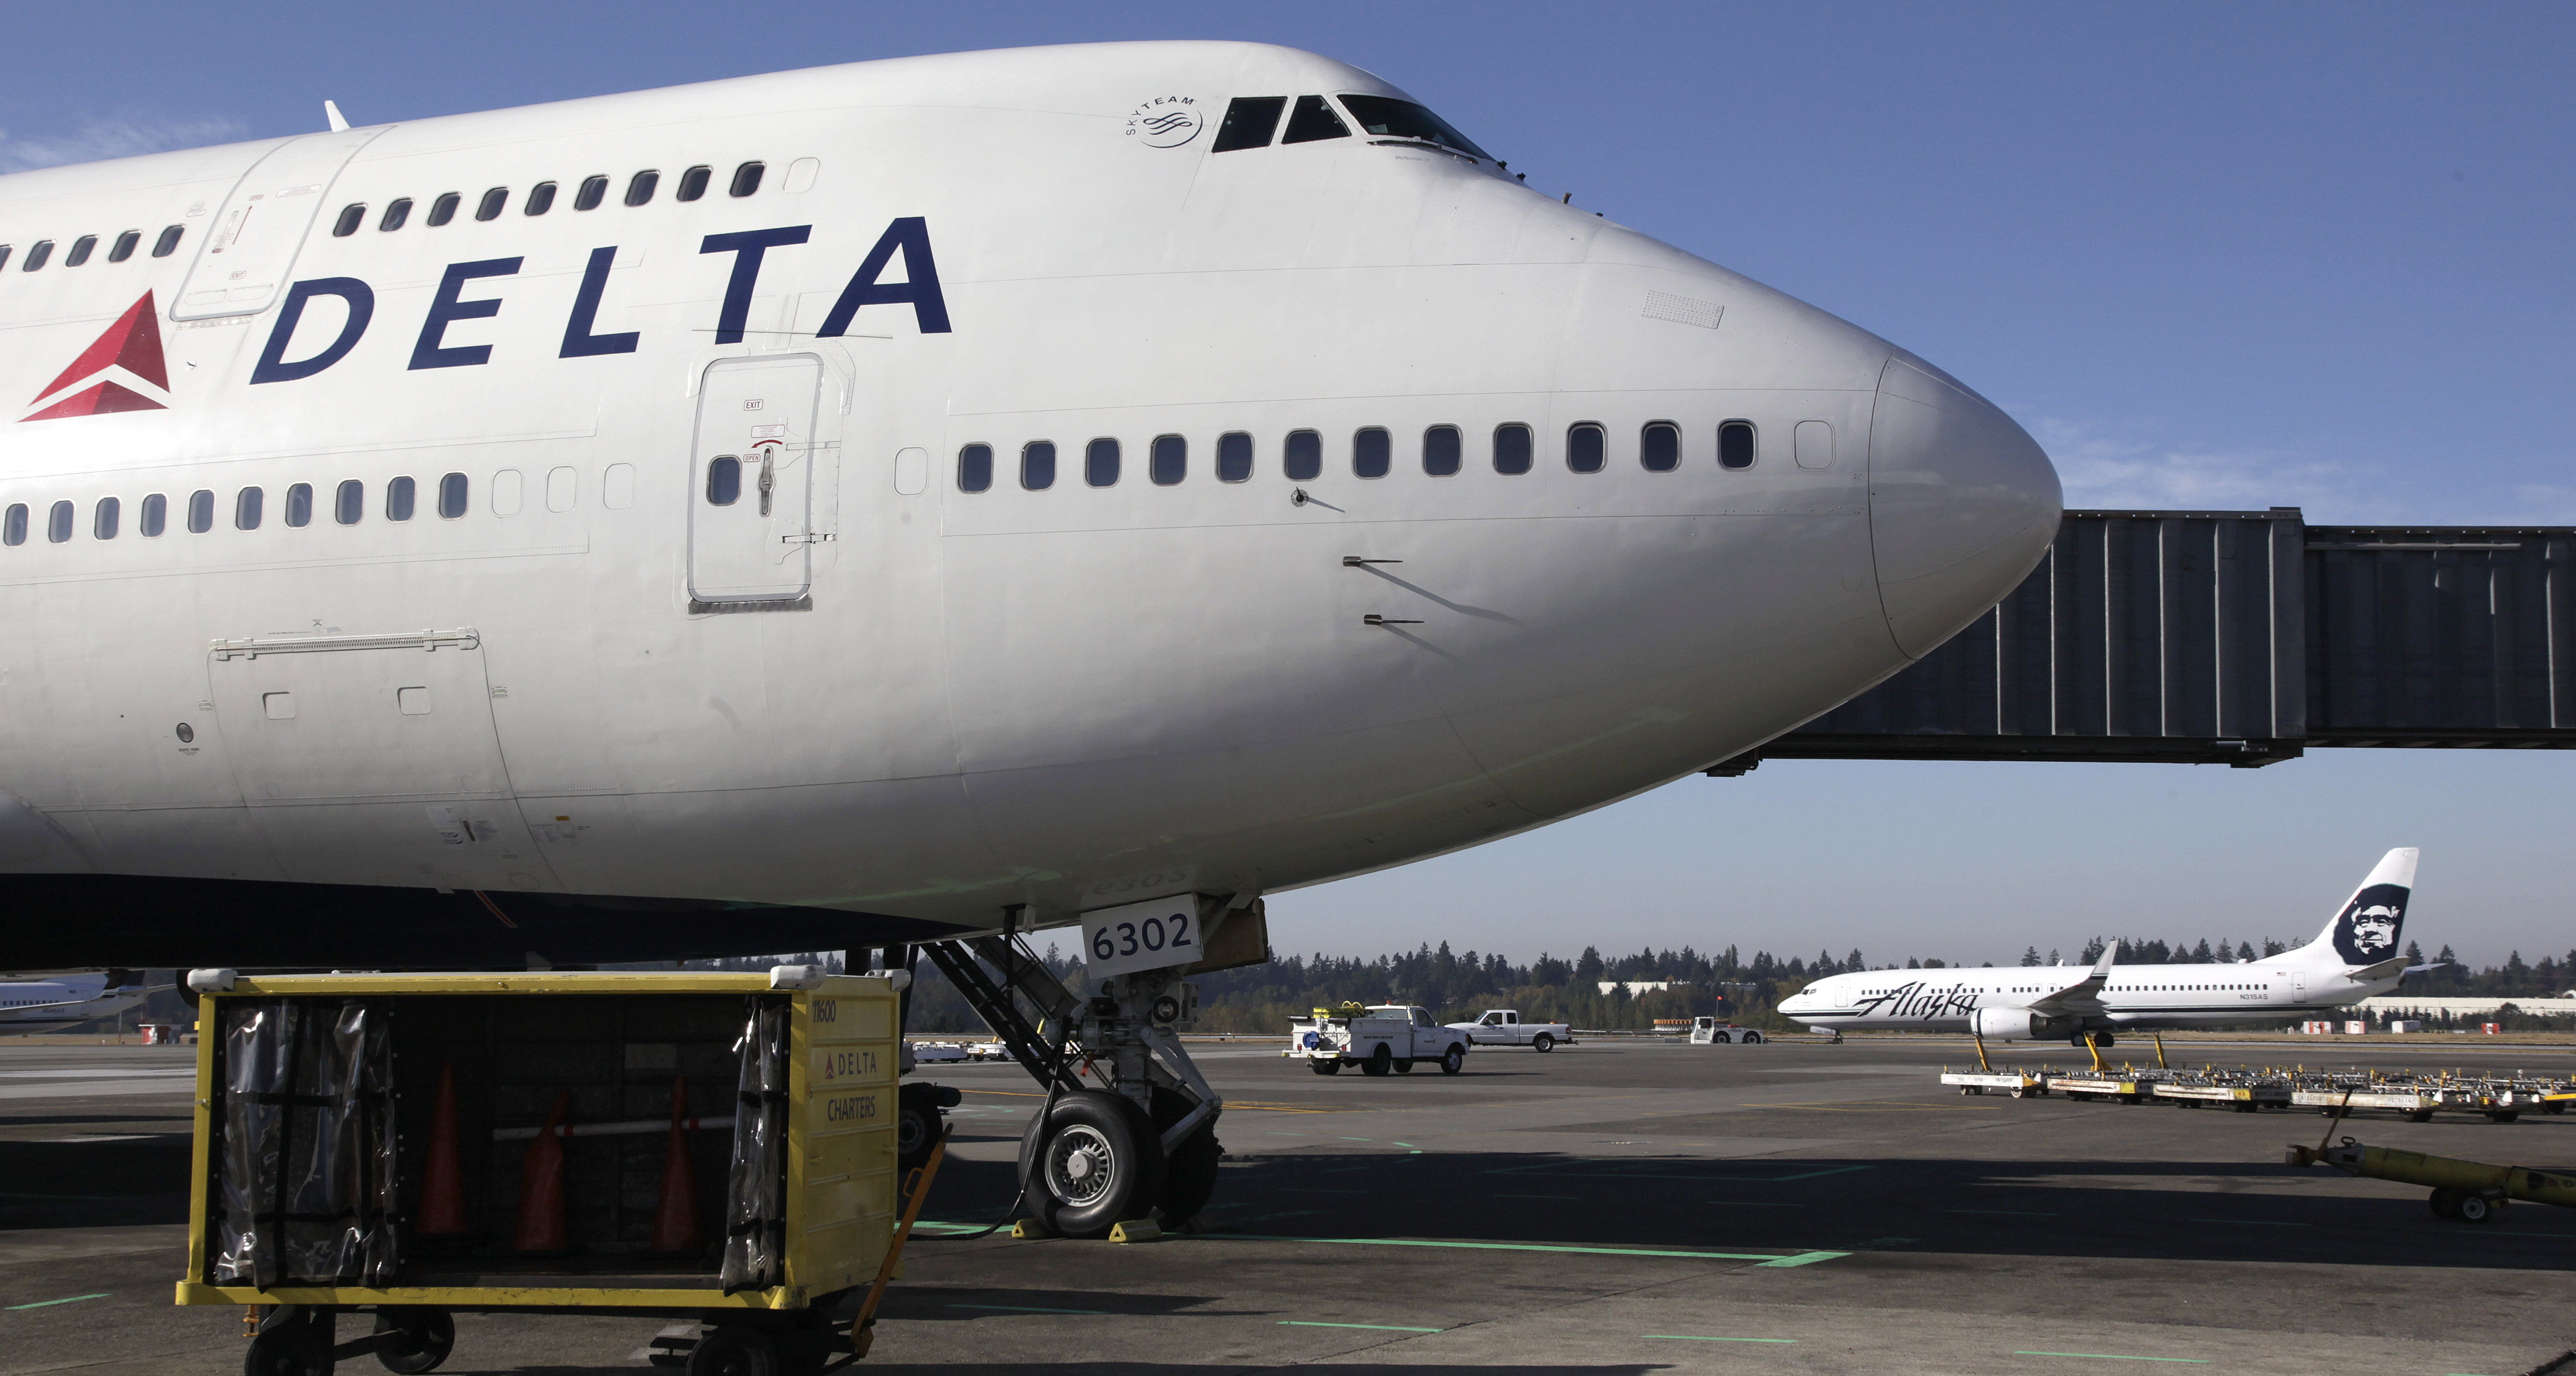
[1447,1009,1571,1052]
[1286,1005,1469,1076]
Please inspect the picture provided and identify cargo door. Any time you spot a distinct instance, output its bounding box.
[173,127,387,321]
[205,630,559,891]
[690,355,823,610]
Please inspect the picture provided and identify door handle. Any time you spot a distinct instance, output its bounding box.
[757,449,775,517]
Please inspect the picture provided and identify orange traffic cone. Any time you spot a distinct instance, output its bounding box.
[650,1077,700,1254]
[416,1063,470,1239]
[513,1090,571,1253]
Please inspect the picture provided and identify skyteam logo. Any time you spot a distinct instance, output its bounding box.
[20,292,171,422]
[2331,883,2407,966]
[1125,96,1203,148]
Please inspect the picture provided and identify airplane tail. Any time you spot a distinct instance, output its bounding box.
[2291,848,2417,968]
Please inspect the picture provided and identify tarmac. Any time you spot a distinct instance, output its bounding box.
[2,1033,2571,1375]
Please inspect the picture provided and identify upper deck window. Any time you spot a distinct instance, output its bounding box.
[108,230,139,262]
[65,236,96,266]
[379,200,412,231]
[151,226,184,257]
[426,193,461,227]
[676,166,712,202]
[575,176,609,211]
[1337,95,1493,161]
[1281,95,1351,145]
[525,182,557,216]
[730,162,765,197]
[23,241,51,272]
[331,205,364,237]
[1212,97,1287,152]
[475,188,508,222]
[625,171,659,207]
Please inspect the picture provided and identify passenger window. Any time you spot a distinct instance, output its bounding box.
[1021,441,1057,490]
[729,161,765,197]
[602,463,636,510]
[1567,422,1605,473]
[65,235,97,266]
[331,204,364,237]
[1353,427,1391,479]
[1719,419,1756,470]
[1641,421,1680,472]
[956,443,993,493]
[575,176,609,211]
[1284,429,1322,481]
[234,487,263,531]
[474,188,508,222]
[46,501,72,543]
[491,469,523,516]
[1150,435,1186,486]
[676,165,712,202]
[334,480,363,525]
[437,472,468,519]
[1211,96,1288,152]
[0,247,10,272]
[707,457,742,506]
[187,489,215,533]
[151,225,184,257]
[24,241,52,271]
[625,170,659,206]
[1493,423,1533,474]
[284,483,313,528]
[1281,95,1351,144]
[107,230,140,262]
[1216,432,1253,482]
[0,505,22,546]
[1423,425,1461,476]
[378,199,412,232]
[525,182,557,216]
[1085,438,1121,487]
[386,476,416,522]
[546,467,576,512]
[426,193,461,227]
[139,493,166,536]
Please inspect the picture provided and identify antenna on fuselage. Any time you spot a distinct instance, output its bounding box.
[324,100,350,133]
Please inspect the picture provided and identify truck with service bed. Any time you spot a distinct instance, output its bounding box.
[1287,1004,1469,1076]
[1447,1009,1572,1052]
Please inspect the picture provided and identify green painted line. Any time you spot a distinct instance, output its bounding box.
[1200,1234,1846,1266]
[1947,1208,2059,1217]
[1338,1136,1373,1142]
[2014,1351,2210,1364]
[6,1295,105,1311]
[1392,1142,1417,1148]
[2187,1217,2309,1227]
[948,1303,1110,1315]
[1281,1320,1443,1333]
[1647,1334,1796,1343]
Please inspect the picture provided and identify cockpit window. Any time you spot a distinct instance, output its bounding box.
[1337,95,1492,161]
[1212,96,1287,153]
[1281,95,1351,145]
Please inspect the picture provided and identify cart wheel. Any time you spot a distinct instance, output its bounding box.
[2010,1087,2029,1099]
[2486,1111,2520,1123]
[2429,1188,2462,1219]
[374,1307,456,1374]
[2409,1109,2434,1122]
[1440,1044,1465,1075]
[1018,1088,1166,1238]
[1532,1033,1555,1053]
[896,1083,945,1173]
[244,1325,332,1376]
[1309,1059,1341,1075]
[1362,1045,1393,1077]
[2456,1193,2495,1223]
[687,1327,779,1376]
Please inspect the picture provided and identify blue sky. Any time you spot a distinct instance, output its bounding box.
[6,3,2569,966]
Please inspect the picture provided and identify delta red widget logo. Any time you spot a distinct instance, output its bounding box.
[20,292,170,422]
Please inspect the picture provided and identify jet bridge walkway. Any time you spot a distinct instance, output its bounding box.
[1724,509,2576,770]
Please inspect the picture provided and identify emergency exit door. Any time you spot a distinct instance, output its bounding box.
[689,355,823,608]
[173,127,386,321]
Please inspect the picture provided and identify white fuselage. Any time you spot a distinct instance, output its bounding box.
[0,42,2058,960]
[1779,963,2400,1034]
[0,976,147,1032]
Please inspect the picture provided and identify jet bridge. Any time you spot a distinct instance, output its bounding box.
[1726,510,2576,770]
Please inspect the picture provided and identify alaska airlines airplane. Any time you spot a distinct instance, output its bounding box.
[0,970,151,1033]
[0,42,2058,969]
[1777,848,2420,1041]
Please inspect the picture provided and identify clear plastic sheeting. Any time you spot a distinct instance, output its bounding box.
[211,1000,398,1290]
[718,996,791,1294]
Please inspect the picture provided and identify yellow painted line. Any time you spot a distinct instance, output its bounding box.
[954,1089,1340,1113]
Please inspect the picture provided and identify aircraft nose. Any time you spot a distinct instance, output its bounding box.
[1867,353,2063,659]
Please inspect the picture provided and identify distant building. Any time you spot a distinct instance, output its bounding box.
[1598,981,1683,997]
[2356,996,2576,1019]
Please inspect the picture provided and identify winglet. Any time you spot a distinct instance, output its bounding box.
[325,100,350,133]
[2091,945,2117,978]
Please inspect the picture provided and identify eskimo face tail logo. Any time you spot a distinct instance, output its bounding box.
[2331,883,2407,965]
[21,292,171,422]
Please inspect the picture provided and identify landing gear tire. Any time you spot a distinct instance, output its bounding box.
[1439,1044,1465,1075]
[1150,1085,1222,1226]
[1532,1033,1556,1053]
[1362,1045,1393,1077]
[686,1327,779,1376]
[1309,1059,1342,1075]
[1393,1059,1416,1074]
[1019,1089,1165,1239]
[2429,1188,2462,1219]
[2456,1192,2497,1223]
[897,1082,949,1173]
[244,1324,331,1376]
[373,1308,456,1374]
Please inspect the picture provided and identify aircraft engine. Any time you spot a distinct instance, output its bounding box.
[1969,1006,2066,1040]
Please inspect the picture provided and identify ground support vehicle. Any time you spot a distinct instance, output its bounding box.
[1445,1009,1571,1052]
[175,967,910,1375]
[1943,1070,2049,1098]
[2152,1081,2289,1112]
[1687,1017,1765,1045]
[1288,1005,1469,1076]
[2288,1136,2576,1223]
